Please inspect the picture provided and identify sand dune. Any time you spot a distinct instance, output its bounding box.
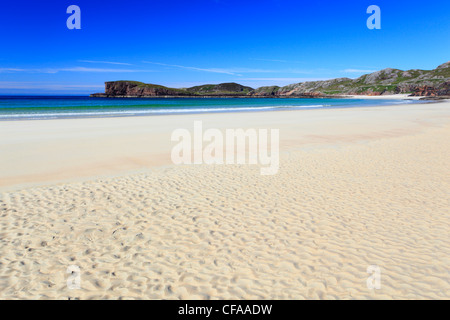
[0,102,449,299]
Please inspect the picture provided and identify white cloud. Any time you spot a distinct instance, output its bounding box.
[0,81,104,90]
[0,66,155,73]
[142,61,241,75]
[0,68,26,73]
[78,60,133,66]
[142,61,316,75]
[0,81,105,90]
[60,67,147,73]
[232,77,329,88]
[237,77,327,82]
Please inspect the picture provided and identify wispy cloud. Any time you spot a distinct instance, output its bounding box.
[60,67,147,73]
[142,61,315,75]
[237,77,327,82]
[342,69,376,73]
[0,67,154,73]
[233,77,329,88]
[232,68,313,74]
[142,61,241,75]
[78,60,133,66]
[0,81,104,90]
[0,68,26,73]
[252,58,304,64]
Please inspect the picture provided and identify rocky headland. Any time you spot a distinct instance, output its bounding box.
[91,61,450,98]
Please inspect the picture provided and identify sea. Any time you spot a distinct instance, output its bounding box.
[0,96,421,120]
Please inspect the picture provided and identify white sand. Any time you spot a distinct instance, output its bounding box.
[0,101,449,299]
[343,94,424,100]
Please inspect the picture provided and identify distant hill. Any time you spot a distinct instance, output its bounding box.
[91,61,450,98]
[185,83,254,95]
[256,61,450,97]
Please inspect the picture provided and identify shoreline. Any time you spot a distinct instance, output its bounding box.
[0,95,437,122]
[0,100,448,192]
[89,93,428,100]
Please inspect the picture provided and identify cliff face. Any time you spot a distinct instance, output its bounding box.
[91,81,192,97]
[91,61,450,98]
[411,81,450,96]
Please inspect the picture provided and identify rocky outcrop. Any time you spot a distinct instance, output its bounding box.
[410,81,450,97]
[412,85,438,96]
[91,81,191,97]
[251,86,281,96]
[91,61,450,98]
[438,81,450,96]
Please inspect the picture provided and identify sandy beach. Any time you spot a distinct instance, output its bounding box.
[0,101,449,299]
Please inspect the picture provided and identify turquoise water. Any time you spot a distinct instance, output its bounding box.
[0,96,420,120]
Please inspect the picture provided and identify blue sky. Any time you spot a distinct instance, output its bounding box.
[0,0,449,95]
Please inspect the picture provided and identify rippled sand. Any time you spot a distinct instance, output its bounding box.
[0,102,449,299]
